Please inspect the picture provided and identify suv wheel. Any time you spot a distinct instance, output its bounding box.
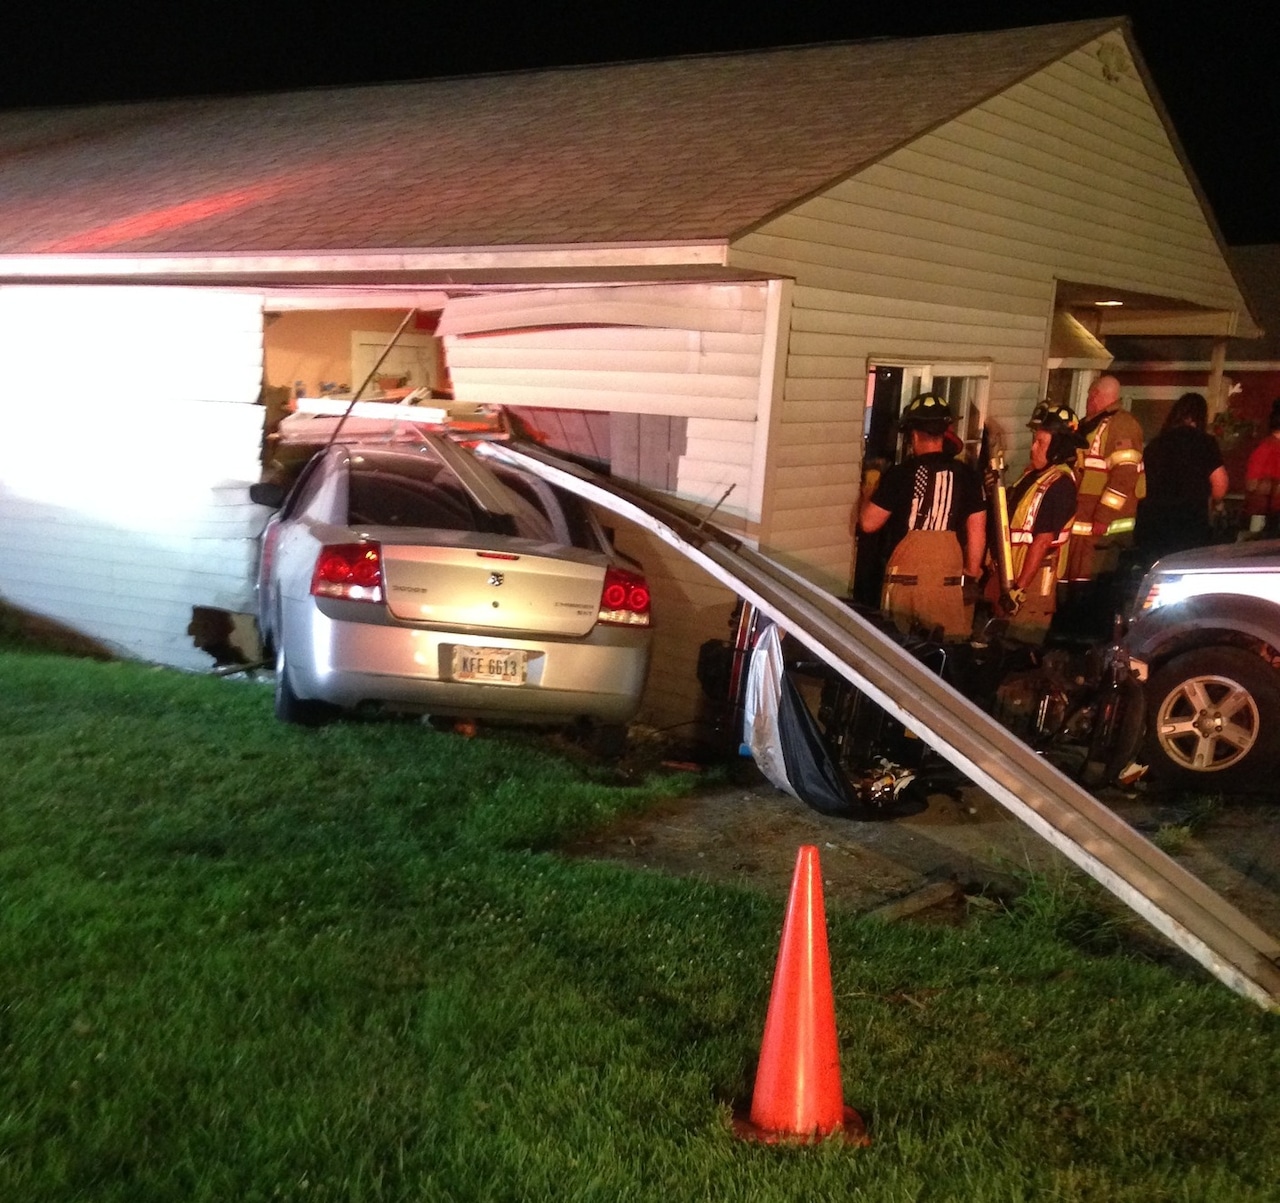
[1144,647,1280,789]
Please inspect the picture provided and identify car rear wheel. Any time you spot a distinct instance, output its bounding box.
[274,643,335,727]
[1144,647,1280,791]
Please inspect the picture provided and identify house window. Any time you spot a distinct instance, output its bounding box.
[864,361,990,465]
[1045,367,1096,414]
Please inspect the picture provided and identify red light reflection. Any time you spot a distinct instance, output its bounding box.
[36,180,295,253]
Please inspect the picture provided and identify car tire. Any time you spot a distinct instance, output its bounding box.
[587,722,629,759]
[1144,646,1280,791]
[274,643,335,727]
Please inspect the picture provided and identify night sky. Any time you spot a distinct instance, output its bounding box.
[3,1,1275,244]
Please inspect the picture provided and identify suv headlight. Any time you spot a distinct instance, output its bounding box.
[1134,574,1186,614]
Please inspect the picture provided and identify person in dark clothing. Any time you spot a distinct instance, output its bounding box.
[1134,391,1227,565]
[858,392,986,640]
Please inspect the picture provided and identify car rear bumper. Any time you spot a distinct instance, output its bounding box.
[284,602,650,722]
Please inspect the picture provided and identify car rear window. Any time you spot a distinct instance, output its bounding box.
[348,465,480,531]
[346,451,583,545]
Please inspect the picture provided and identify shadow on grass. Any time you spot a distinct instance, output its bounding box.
[0,599,115,660]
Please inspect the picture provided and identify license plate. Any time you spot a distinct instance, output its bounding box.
[451,646,528,685]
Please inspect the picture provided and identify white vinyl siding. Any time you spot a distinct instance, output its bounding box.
[0,286,266,668]
[729,31,1251,593]
[441,283,776,524]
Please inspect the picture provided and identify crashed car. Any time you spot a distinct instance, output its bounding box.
[249,436,652,738]
[1125,538,1280,789]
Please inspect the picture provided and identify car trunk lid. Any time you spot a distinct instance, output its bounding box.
[380,542,604,636]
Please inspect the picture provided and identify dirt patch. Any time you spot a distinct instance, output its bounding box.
[565,762,1280,936]
[565,767,1066,922]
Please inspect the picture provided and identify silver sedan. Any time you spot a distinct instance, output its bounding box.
[250,436,652,738]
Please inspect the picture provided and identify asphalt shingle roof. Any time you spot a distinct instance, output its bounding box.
[0,18,1121,257]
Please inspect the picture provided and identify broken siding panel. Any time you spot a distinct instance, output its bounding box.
[447,340,763,378]
[444,285,770,421]
[508,407,611,462]
[450,366,760,401]
[446,324,762,357]
[437,284,768,338]
[454,380,759,420]
[607,414,686,490]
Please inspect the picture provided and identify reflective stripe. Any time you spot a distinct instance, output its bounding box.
[1098,487,1127,510]
[1007,464,1074,585]
[1071,519,1095,536]
[1108,447,1144,467]
[1105,516,1135,535]
[1082,455,1108,471]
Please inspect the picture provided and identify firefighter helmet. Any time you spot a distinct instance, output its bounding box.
[1029,402,1086,465]
[1027,402,1079,435]
[900,392,955,430]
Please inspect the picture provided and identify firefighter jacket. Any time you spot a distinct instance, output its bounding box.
[1072,407,1145,540]
[1009,463,1076,600]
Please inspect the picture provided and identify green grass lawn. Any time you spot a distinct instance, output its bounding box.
[0,643,1277,1202]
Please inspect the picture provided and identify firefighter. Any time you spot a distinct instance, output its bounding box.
[1060,374,1145,635]
[858,392,986,640]
[994,403,1084,645]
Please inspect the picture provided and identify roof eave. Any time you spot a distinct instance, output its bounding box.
[0,240,734,283]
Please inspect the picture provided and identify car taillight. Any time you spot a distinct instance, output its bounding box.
[598,566,651,626]
[311,542,384,603]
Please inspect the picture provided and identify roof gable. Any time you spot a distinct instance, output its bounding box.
[0,18,1121,256]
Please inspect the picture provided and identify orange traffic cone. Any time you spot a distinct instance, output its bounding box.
[734,845,869,1145]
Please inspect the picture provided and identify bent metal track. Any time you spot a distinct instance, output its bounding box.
[476,438,1280,1012]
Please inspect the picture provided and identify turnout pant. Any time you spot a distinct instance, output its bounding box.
[880,529,969,640]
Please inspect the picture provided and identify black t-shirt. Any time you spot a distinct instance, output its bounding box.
[870,452,985,551]
[1142,426,1223,507]
[1007,468,1076,537]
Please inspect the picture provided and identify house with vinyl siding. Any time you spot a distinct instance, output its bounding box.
[0,17,1259,732]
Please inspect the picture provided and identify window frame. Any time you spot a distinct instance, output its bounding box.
[864,359,992,465]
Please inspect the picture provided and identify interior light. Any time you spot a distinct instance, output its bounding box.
[1094,299,1124,307]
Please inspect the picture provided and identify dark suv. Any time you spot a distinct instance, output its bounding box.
[1124,539,1280,790]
